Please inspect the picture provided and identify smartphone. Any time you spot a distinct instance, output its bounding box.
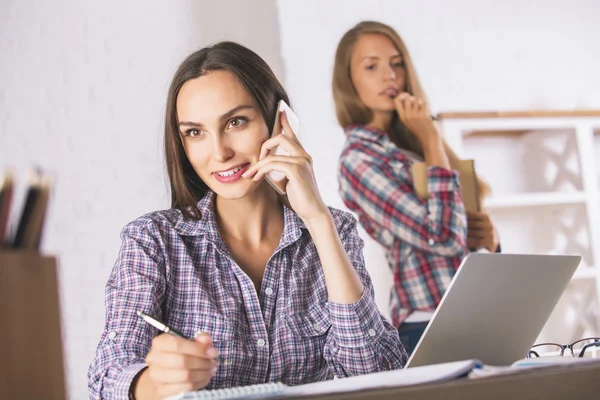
[263,100,301,195]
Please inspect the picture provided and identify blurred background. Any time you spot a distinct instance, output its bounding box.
[1,0,600,397]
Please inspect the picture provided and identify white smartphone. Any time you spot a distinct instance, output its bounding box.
[263,100,301,195]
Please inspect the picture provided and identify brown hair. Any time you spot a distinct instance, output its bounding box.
[332,21,490,199]
[164,41,289,220]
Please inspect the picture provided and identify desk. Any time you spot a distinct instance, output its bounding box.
[284,361,600,400]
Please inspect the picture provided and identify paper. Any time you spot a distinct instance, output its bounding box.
[285,359,481,397]
[468,356,599,379]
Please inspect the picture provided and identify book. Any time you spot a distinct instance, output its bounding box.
[468,356,600,379]
[167,359,481,400]
[411,159,480,212]
[0,169,15,246]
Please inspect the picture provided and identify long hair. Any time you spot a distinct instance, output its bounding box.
[164,42,289,219]
[332,21,490,199]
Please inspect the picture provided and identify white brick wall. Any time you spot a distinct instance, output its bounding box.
[0,1,282,397]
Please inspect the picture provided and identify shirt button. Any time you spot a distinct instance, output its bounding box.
[264,287,273,296]
[257,339,266,347]
[108,331,117,340]
[368,329,376,337]
[428,238,435,246]
[313,323,321,331]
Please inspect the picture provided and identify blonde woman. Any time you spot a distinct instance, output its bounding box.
[333,21,500,355]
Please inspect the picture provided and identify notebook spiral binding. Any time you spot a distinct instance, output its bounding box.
[168,382,287,400]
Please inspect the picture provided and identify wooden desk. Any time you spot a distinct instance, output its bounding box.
[284,361,600,400]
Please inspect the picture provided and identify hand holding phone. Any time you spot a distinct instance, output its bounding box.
[263,100,301,195]
[242,100,328,221]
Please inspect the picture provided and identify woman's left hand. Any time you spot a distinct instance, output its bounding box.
[466,211,500,252]
[242,111,328,223]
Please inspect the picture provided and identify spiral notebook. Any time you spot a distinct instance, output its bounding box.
[166,359,481,400]
[166,382,287,400]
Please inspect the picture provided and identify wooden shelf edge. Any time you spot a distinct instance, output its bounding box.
[484,192,588,209]
[437,110,600,120]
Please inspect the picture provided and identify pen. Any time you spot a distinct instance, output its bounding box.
[137,311,226,364]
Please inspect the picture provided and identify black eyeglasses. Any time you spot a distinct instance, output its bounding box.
[527,337,600,359]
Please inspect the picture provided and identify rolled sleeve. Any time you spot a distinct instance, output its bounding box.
[114,362,147,400]
[427,166,460,193]
[88,222,166,399]
[327,289,385,348]
[323,211,408,377]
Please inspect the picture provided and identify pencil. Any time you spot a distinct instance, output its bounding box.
[137,311,226,364]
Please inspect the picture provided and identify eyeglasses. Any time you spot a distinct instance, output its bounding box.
[527,337,600,359]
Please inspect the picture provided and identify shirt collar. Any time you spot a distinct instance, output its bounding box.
[173,191,306,249]
[173,191,216,238]
[279,201,305,249]
[345,124,401,157]
[345,124,389,141]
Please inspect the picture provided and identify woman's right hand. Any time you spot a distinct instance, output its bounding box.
[394,92,440,147]
[135,333,219,399]
[394,92,450,169]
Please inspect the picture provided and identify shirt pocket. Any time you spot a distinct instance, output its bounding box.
[284,304,332,383]
[168,311,234,340]
[167,311,234,388]
[389,157,407,178]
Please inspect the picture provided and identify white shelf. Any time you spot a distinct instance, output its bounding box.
[484,192,588,210]
[440,112,600,335]
[572,267,597,281]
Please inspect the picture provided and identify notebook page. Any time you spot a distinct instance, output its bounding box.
[285,359,481,397]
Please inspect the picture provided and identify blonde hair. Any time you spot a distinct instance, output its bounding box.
[332,21,490,200]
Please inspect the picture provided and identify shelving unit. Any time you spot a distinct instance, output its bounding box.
[485,192,587,210]
[437,110,600,341]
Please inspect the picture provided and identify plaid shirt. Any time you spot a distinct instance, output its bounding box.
[88,191,407,399]
[338,125,467,327]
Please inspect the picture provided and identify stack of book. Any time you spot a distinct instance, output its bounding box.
[0,168,52,250]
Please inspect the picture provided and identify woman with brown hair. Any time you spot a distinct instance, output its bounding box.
[333,21,500,356]
[88,41,406,399]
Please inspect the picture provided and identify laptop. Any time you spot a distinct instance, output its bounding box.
[405,253,581,367]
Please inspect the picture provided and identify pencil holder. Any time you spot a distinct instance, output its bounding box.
[0,251,66,400]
